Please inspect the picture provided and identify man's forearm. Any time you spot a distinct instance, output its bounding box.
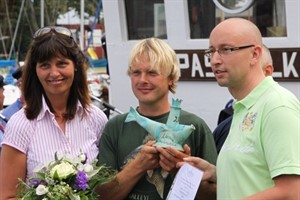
[96,162,145,200]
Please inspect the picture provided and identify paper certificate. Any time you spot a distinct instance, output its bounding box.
[166,163,203,200]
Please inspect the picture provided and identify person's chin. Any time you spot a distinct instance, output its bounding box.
[215,79,228,87]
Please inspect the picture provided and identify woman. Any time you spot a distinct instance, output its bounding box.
[0,26,108,199]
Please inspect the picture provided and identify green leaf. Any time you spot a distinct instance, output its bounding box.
[53,170,60,180]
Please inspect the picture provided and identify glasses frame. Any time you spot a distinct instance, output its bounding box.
[204,45,255,58]
[33,26,72,39]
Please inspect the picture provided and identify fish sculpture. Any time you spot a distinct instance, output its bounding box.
[125,98,195,151]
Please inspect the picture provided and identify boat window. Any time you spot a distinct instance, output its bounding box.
[188,0,287,38]
[125,0,166,40]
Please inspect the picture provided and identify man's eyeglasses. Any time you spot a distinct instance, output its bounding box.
[204,45,255,58]
[33,26,72,39]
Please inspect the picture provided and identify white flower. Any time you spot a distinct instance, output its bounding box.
[84,165,102,179]
[83,164,93,173]
[63,154,81,164]
[33,163,47,173]
[69,193,81,200]
[77,163,84,171]
[36,185,48,195]
[17,152,115,200]
[50,161,76,180]
[79,153,87,163]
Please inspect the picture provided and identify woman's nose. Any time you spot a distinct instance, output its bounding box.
[49,66,60,76]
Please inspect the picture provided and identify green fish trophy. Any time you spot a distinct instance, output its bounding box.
[125,98,195,151]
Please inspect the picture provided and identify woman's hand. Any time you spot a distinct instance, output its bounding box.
[177,156,217,183]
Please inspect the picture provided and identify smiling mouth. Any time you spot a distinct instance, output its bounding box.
[138,88,153,93]
[48,79,64,84]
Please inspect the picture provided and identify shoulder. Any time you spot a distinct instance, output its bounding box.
[102,113,132,135]
[3,108,33,152]
[180,110,212,137]
[86,104,108,120]
[6,108,32,131]
[180,110,209,127]
[263,79,299,108]
[83,105,108,131]
[105,112,128,126]
[260,85,300,118]
[101,113,129,140]
[213,116,232,134]
[213,116,232,140]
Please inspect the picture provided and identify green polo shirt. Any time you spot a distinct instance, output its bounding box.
[217,76,300,199]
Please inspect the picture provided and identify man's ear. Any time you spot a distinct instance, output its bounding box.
[250,45,262,66]
[263,64,274,76]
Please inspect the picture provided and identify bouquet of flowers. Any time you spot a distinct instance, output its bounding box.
[17,152,116,200]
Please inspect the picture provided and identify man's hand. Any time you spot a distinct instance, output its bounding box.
[131,140,160,171]
[156,144,191,173]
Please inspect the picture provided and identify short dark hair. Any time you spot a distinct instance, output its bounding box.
[12,67,22,80]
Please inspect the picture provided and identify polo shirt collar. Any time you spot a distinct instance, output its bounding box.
[234,76,276,110]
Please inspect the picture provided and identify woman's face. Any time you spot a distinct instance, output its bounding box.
[36,56,75,99]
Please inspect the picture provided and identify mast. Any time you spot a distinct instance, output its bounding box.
[0,25,8,59]
[80,0,84,50]
[8,0,26,60]
[41,0,44,27]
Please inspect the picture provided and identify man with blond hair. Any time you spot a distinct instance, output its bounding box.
[97,38,217,200]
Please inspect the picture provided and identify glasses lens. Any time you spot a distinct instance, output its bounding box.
[204,49,212,57]
[54,27,72,37]
[33,27,72,38]
[33,27,52,38]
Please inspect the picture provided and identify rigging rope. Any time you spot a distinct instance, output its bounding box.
[84,0,102,52]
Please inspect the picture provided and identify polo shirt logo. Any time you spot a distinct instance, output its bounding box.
[241,112,257,131]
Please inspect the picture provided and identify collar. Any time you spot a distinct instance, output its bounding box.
[37,95,84,121]
[233,76,276,110]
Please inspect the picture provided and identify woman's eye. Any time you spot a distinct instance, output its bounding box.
[57,61,67,67]
[39,63,49,69]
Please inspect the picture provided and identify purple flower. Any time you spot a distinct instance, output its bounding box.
[29,179,42,187]
[73,170,88,191]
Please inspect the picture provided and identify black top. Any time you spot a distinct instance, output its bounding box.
[213,116,233,154]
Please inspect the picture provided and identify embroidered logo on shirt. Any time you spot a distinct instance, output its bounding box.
[241,112,257,131]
